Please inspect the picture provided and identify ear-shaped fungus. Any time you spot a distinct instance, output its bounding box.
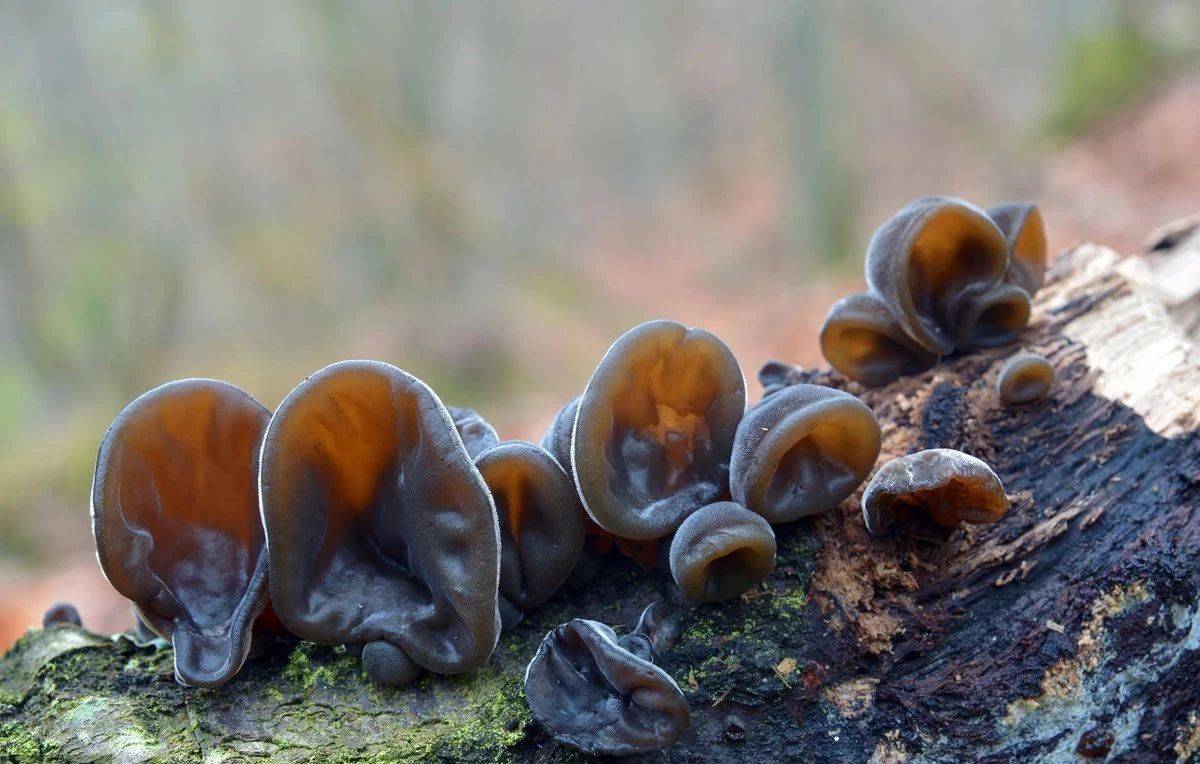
[91,379,271,688]
[668,502,776,603]
[819,292,939,387]
[524,617,691,755]
[862,448,1009,536]
[730,383,881,522]
[475,441,585,616]
[989,202,1047,295]
[573,320,746,541]
[42,603,82,628]
[866,196,1011,355]
[258,360,501,686]
[449,405,500,459]
[539,396,579,474]
[997,351,1055,404]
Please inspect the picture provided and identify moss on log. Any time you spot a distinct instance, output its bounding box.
[4,242,1200,762]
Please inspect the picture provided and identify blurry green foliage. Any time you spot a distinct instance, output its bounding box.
[1045,20,1169,139]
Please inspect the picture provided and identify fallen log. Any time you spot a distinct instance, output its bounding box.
[2,240,1199,762]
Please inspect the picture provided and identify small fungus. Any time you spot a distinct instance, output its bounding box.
[730,383,881,522]
[819,292,938,387]
[996,351,1055,404]
[572,319,746,540]
[988,202,1048,295]
[862,448,1010,536]
[668,501,776,603]
[91,378,273,688]
[42,602,82,628]
[524,616,691,755]
[539,396,579,475]
[475,440,585,618]
[258,360,501,686]
[449,405,500,459]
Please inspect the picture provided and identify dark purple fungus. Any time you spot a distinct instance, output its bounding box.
[668,502,776,603]
[524,617,691,755]
[953,281,1032,349]
[91,379,272,688]
[819,292,938,386]
[258,360,501,686]
[862,448,1010,536]
[449,405,500,459]
[730,383,881,522]
[474,441,585,620]
[42,602,82,628]
[572,320,746,541]
[988,202,1048,295]
[131,605,157,644]
[629,601,685,657]
[865,196,1011,356]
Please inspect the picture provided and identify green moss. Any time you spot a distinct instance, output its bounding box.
[0,721,54,763]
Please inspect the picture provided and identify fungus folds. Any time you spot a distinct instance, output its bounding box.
[572,319,746,541]
[258,360,501,685]
[91,379,272,688]
[862,448,1010,536]
[524,614,691,755]
[821,197,1047,386]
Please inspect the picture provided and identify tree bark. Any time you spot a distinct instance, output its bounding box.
[3,241,1200,762]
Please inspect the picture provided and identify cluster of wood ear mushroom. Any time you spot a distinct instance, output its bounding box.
[83,194,1044,756]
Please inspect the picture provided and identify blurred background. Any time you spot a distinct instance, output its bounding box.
[2,1,1199,647]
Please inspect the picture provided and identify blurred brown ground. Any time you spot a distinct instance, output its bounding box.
[3,69,1199,649]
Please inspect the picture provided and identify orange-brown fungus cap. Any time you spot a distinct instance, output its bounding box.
[91,379,271,688]
[819,292,939,387]
[997,351,1055,404]
[668,501,776,603]
[989,202,1047,296]
[475,440,585,613]
[258,360,500,685]
[731,383,881,522]
[866,196,1010,355]
[862,448,1009,536]
[572,320,746,540]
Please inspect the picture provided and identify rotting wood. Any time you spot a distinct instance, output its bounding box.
[3,241,1199,762]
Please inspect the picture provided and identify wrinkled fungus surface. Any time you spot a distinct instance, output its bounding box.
[820,292,939,387]
[997,351,1055,404]
[449,406,500,459]
[42,602,82,628]
[862,448,1010,536]
[669,501,776,603]
[820,197,1045,386]
[259,360,501,685]
[475,440,585,613]
[731,383,881,522]
[573,320,746,540]
[91,378,272,688]
[524,617,691,755]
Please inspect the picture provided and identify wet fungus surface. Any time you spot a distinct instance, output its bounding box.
[862,448,1010,536]
[997,350,1055,404]
[820,197,1047,386]
[572,319,746,541]
[668,501,776,603]
[91,378,272,688]
[730,383,881,522]
[258,360,501,686]
[474,440,585,617]
[524,615,691,756]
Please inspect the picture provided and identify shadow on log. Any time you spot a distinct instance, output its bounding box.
[3,243,1200,762]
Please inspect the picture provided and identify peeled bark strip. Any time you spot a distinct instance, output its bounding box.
[3,241,1200,762]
